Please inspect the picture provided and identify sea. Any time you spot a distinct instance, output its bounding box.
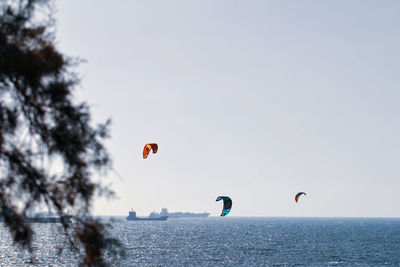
[1,217,400,266]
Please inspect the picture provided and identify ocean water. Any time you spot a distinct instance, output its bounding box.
[1,217,400,266]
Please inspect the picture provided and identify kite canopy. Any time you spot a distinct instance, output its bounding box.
[143,143,158,159]
[216,196,232,216]
[295,192,306,203]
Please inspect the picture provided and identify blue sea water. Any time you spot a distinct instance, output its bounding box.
[1,217,400,266]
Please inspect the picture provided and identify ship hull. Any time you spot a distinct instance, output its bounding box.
[168,213,209,218]
[23,216,72,223]
[126,216,168,221]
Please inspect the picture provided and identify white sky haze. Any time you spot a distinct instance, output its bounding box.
[56,1,400,217]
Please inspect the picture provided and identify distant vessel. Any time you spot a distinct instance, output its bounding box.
[0,209,72,224]
[24,209,72,223]
[153,208,210,219]
[23,216,72,223]
[126,210,168,221]
[0,216,72,223]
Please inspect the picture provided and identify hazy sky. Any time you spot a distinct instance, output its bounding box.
[55,0,400,217]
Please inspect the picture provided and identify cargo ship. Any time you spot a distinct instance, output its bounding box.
[0,210,72,224]
[153,208,210,219]
[126,210,168,221]
[24,210,72,223]
[23,216,72,223]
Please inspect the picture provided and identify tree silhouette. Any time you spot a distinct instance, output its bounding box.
[0,0,123,265]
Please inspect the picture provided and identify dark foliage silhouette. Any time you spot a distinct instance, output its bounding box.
[0,0,124,265]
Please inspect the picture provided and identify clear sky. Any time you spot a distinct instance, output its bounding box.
[55,0,400,217]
